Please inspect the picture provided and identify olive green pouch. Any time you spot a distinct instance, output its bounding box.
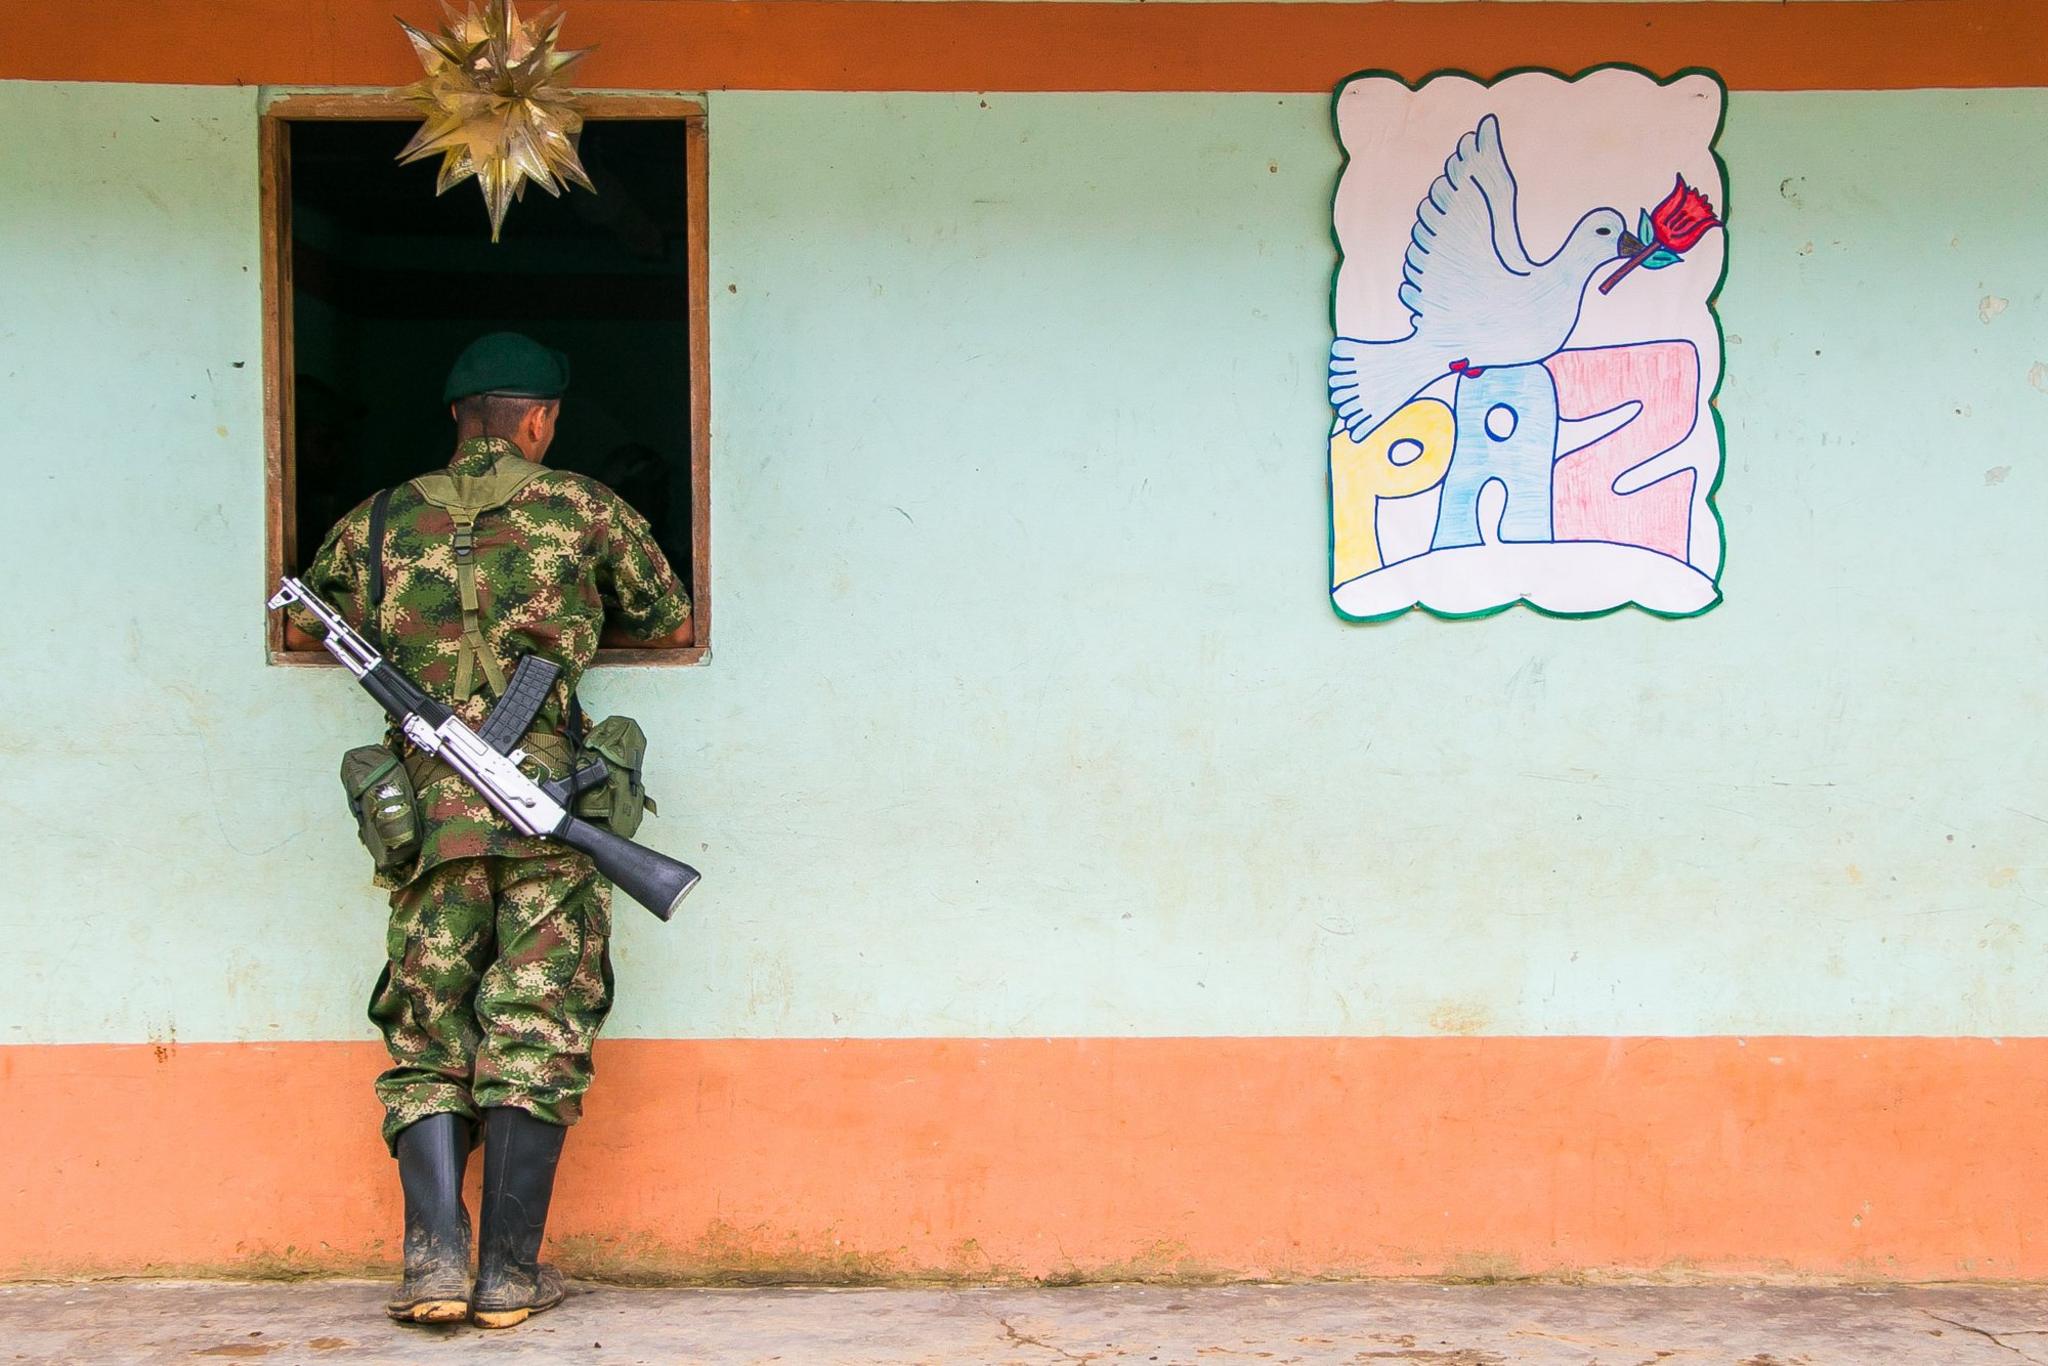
[340,744,422,873]
[574,715,657,840]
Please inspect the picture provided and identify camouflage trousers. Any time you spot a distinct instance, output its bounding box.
[369,848,613,1152]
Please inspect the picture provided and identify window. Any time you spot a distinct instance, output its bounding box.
[260,94,709,664]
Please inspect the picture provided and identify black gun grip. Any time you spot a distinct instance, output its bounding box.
[541,757,609,808]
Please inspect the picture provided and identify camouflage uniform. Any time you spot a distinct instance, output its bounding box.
[293,435,687,1151]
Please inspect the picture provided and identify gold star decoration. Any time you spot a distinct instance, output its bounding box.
[395,1,597,241]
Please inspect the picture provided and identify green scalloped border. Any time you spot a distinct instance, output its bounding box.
[1324,62,1732,625]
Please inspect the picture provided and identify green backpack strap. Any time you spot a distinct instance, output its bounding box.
[409,454,548,702]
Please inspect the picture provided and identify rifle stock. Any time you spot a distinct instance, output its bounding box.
[553,815,700,923]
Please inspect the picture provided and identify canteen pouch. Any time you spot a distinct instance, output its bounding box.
[573,714,656,840]
[340,744,422,873]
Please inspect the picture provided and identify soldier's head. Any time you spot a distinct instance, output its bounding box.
[451,392,560,461]
[443,332,571,462]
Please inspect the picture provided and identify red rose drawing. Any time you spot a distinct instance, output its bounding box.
[1600,174,1724,295]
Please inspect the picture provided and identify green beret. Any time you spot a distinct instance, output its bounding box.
[443,332,571,405]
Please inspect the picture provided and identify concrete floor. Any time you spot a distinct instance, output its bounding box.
[4,1280,2048,1365]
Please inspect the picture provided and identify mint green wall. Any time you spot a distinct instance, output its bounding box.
[0,82,2042,1045]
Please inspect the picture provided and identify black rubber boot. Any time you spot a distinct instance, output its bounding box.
[470,1106,569,1328]
[385,1113,473,1324]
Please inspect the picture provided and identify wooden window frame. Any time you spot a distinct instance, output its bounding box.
[260,91,711,667]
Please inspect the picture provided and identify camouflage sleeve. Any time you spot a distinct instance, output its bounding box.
[287,499,374,641]
[595,489,690,640]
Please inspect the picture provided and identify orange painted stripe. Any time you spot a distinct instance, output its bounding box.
[6,1036,2047,1280]
[2,1,2044,92]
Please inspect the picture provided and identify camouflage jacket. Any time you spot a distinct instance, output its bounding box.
[292,436,689,884]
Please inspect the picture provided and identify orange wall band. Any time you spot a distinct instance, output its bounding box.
[7,1036,2046,1280]
[4,1,2045,92]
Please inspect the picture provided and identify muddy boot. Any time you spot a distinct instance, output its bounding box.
[385,1113,473,1324]
[470,1106,569,1329]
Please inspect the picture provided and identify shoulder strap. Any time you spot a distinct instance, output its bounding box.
[365,486,394,652]
[409,453,548,518]
[406,455,550,702]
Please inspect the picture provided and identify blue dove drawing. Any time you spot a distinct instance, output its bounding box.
[1329,114,1633,440]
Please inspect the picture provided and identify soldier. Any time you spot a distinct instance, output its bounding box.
[285,332,692,1329]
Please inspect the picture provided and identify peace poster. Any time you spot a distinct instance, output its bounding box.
[1327,67,1728,621]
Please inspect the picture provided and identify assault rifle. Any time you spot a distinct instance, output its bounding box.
[270,577,700,921]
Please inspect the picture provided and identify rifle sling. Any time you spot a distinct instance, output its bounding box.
[366,486,393,652]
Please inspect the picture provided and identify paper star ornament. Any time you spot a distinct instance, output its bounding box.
[395,1,597,241]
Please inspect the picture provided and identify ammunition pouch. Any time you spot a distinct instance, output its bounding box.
[571,715,656,840]
[340,743,422,874]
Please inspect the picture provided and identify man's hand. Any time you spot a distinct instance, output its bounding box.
[601,617,695,649]
[283,619,321,652]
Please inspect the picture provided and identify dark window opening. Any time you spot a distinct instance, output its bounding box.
[286,117,696,596]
